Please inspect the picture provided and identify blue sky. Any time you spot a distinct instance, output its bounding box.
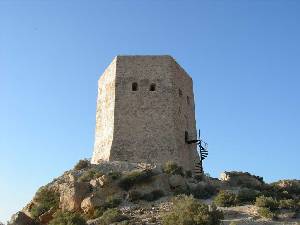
[1,0,300,222]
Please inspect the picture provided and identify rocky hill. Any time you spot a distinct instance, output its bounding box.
[8,160,300,225]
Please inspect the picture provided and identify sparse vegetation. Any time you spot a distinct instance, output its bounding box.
[162,161,184,176]
[213,190,237,207]
[236,188,259,204]
[118,169,154,190]
[104,195,122,209]
[84,206,105,220]
[127,190,142,202]
[108,171,122,180]
[127,190,164,202]
[257,207,277,220]
[161,195,223,225]
[98,209,129,225]
[78,168,103,182]
[191,183,217,199]
[185,170,192,178]
[255,196,279,211]
[279,199,299,210]
[30,187,59,218]
[141,190,164,201]
[49,212,87,225]
[74,159,90,170]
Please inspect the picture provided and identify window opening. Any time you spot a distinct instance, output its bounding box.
[150,83,156,91]
[132,82,138,91]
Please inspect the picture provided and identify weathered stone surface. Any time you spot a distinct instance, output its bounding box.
[91,56,200,172]
[9,212,39,225]
[81,194,104,213]
[59,182,91,211]
[220,171,264,188]
[38,208,55,224]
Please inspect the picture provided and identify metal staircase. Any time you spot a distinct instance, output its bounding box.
[185,129,208,175]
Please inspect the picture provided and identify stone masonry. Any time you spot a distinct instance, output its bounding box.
[91,55,200,171]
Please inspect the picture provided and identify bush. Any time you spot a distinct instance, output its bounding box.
[257,207,276,220]
[118,169,153,190]
[271,180,300,196]
[30,188,59,218]
[108,171,121,180]
[127,190,164,202]
[161,195,223,225]
[229,222,238,225]
[49,212,87,225]
[255,196,279,211]
[163,161,184,176]
[213,190,236,207]
[185,170,192,178]
[236,188,259,204]
[84,206,105,220]
[141,190,165,202]
[98,209,129,225]
[191,183,217,199]
[74,159,90,170]
[127,190,142,202]
[104,195,122,208]
[279,199,299,210]
[78,168,102,182]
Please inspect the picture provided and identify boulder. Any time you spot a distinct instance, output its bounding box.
[38,208,56,224]
[59,182,92,211]
[81,194,105,213]
[90,175,110,188]
[9,212,39,225]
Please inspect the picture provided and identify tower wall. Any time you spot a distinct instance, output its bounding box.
[92,55,199,171]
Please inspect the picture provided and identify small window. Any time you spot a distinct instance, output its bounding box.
[179,89,182,97]
[150,83,156,91]
[132,82,138,91]
[187,96,190,105]
[185,131,189,143]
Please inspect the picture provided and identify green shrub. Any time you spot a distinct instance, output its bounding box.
[191,183,217,199]
[84,206,105,220]
[127,190,164,202]
[255,196,279,211]
[49,212,87,225]
[229,222,238,225]
[236,188,259,204]
[271,180,300,196]
[74,159,90,170]
[257,207,276,220]
[213,190,236,207]
[127,190,142,202]
[98,209,129,225]
[279,199,299,210]
[108,171,121,180]
[118,169,153,190]
[30,188,59,218]
[161,195,223,225]
[172,185,190,196]
[104,195,122,208]
[163,161,184,176]
[185,170,192,178]
[141,190,165,202]
[78,168,102,182]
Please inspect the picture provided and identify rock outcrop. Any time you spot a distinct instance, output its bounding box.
[9,160,300,225]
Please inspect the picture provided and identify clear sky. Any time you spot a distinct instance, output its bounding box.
[1,0,300,222]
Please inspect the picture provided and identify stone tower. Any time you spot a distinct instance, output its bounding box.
[91,55,201,171]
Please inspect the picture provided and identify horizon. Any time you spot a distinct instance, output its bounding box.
[1,0,300,222]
